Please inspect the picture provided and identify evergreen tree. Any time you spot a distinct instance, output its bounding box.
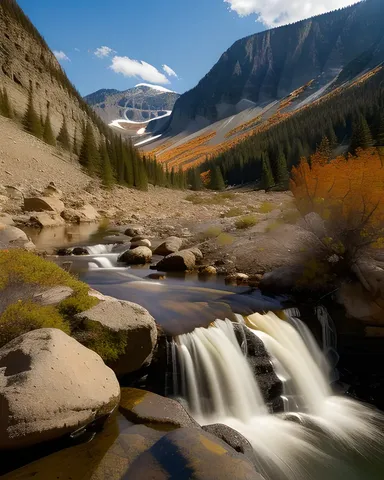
[273,148,289,189]
[79,122,99,174]
[261,153,274,191]
[100,140,114,188]
[136,157,148,191]
[326,122,338,149]
[376,113,384,147]
[43,109,56,146]
[190,169,203,191]
[23,86,42,138]
[317,136,332,161]
[57,117,71,150]
[125,140,135,187]
[350,115,373,153]
[209,166,225,191]
[0,87,13,118]
[72,127,79,156]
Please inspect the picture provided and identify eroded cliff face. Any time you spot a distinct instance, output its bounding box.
[0,0,101,145]
[169,0,384,134]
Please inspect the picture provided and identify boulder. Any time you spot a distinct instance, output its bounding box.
[29,212,65,228]
[248,274,263,288]
[4,185,24,202]
[43,182,63,199]
[120,388,199,428]
[130,239,151,249]
[259,266,305,293]
[338,282,384,326]
[75,299,157,376]
[153,236,183,256]
[0,328,120,450]
[34,286,74,306]
[234,324,283,411]
[72,247,88,256]
[156,250,196,272]
[118,246,152,265]
[202,424,256,463]
[199,266,217,275]
[124,225,144,237]
[61,204,100,224]
[0,213,14,226]
[24,197,65,214]
[225,273,249,286]
[188,247,203,260]
[126,427,264,480]
[0,223,35,250]
[300,212,327,239]
[131,235,149,242]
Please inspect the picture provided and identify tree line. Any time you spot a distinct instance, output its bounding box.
[194,66,384,190]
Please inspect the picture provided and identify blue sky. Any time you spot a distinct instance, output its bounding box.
[18,0,355,97]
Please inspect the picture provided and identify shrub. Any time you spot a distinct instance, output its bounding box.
[0,301,70,348]
[257,202,277,214]
[217,233,235,246]
[224,207,243,218]
[204,226,223,238]
[74,320,127,363]
[235,215,258,229]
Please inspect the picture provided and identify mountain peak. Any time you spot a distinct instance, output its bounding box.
[135,83,176,94]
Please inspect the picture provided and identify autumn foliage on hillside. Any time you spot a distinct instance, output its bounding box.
[291,147,384,255]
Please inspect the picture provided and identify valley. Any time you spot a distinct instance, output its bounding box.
[1,0,384,479]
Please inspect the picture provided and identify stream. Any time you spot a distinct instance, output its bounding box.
[3,225,384,479]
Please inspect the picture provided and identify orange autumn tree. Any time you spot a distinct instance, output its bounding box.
[291,147,384,258]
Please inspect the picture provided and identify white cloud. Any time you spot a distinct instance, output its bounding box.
[74,48,80,52]
[163,64,178,78]
[224,0,357,27]
[94,46,115,58]
[54,50,70,62]
[110,56,170,84]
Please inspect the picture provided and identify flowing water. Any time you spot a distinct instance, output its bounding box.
[10,229,383,478]
[173,313,384,480]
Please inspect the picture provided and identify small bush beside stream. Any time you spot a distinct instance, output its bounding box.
[0,250,123,361]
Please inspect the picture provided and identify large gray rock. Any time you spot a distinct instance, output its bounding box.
[24,197,65,214]
[130,239,151,249]
[188,246,203,260]
[203,424,256,463]
[154,236,183,256]
[259,265,305,293]
[120,388,198,428]
[118,246,152,265]
[61,204,100,223]
[75,299,157,376]
[124,225,144,237]
[29,212,65,228]
[0,213,15,226]
[0,328,120,450]
[0,223,35,250]
[156,250,196,272]
[34,286,74,306]
[127,427,264,480]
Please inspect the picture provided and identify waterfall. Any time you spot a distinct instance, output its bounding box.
[86,244,115,255]
[173,312,383,480]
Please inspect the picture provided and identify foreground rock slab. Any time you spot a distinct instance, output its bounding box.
[23,197,65,214]
[126,427,264,480]
[76,299,157,376]
[119,388,198,428]
[0,328,120,450]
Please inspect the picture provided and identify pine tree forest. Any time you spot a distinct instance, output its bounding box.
[196,67,384,190]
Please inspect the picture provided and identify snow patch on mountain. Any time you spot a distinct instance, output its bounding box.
[135,83,176,93]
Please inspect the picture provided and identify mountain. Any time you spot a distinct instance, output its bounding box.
[84,84,180,125]
[168,0,384,134]
[0,0,110,149]
[145,0,384,168]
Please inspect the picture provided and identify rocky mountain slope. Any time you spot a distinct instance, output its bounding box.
[166,0,384,135]
[0,0,108,150]
[85,84,180,125]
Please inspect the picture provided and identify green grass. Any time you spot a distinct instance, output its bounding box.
[235,215,259,230]
[257,202,278,214]
[223,207,244,218]
[217,233,235,246]
[185,192,236,205]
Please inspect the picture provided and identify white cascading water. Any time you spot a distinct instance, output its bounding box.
[86,244,115,255]
[174,312,383,480]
